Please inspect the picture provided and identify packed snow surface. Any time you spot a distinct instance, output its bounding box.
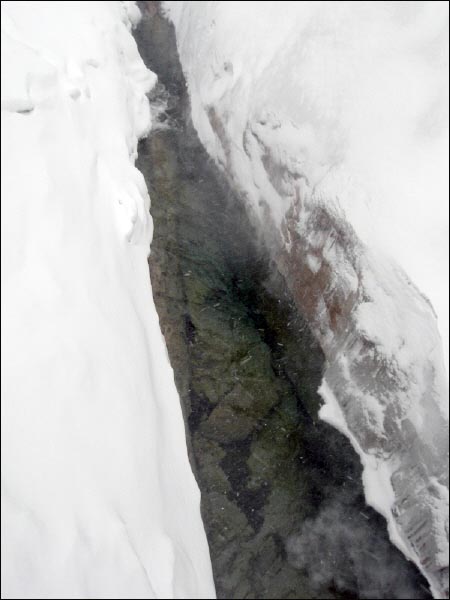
[165,1,449,597]
[1,2,215,598]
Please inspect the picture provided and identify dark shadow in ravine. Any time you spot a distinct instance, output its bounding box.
[134,3,432,599]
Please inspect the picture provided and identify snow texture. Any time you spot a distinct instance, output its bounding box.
[1,2,215,598]
[164,1,449,597]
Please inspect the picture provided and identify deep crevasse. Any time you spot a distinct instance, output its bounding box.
[1,2,214,598]
[163,1,449,597]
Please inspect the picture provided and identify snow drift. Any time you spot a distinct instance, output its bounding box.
[164,1,449,597]
[1,1,214,598]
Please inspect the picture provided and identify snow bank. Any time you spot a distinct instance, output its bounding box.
[165,0,449,365]
[164,1,449,597]
[1,2,214,598]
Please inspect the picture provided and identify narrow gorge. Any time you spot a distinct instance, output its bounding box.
[134,3,433,598]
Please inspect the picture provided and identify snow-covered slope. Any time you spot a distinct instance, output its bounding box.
[164,2,449,597]
[1,2,214,598]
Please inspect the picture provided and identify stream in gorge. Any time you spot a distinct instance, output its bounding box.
[134,3,432,598]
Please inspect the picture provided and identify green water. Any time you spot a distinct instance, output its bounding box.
[134,3,432,599]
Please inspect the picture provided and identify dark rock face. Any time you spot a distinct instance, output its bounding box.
[134,3,432,599]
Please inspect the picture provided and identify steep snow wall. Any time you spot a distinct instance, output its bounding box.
[1,2,215,598]
[164,2,449,597]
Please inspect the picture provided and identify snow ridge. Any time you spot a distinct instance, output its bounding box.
[1,2,215,598]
